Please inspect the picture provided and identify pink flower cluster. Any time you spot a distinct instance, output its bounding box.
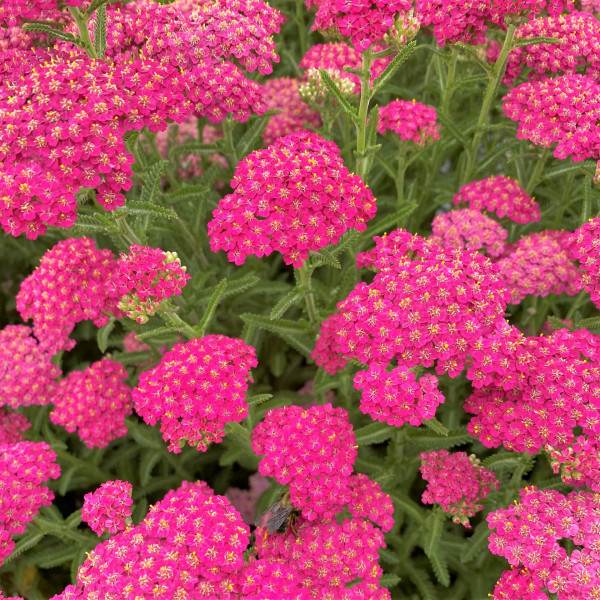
[262,78,321,146]
[546,435,600,492]
[488,487,600,600]
[251,403,357,520]
[354,364,445,427]
[453,175,540,223]
[312,0,412,51]
[315,231,509,377]
[503,74,600,161]
[0,409,30,444]
[112,245,190,324]
[133,335,257,453]
[16,238,119,354]
[430,208,507,257]
[54,481,250,599]
[420,450,499,527]
[82,480,133,536]
[465,326,600,481]
[496,231,581,304]
[0,441,60,565]
[50,359,132,449]
[571,217,600,309]
[378,99,441,146]
[226,473,271,525]
[415,0,574,46]
[0,325,59,409]
[0,0,63,27]
[208,132,376,267]
[255,514,390,600]
[581,0,600,11]
[347,474,395,532]
[505,11,600,85]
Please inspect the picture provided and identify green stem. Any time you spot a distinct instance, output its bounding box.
[355,48,374,182]
[68,7,96,58]
[442,48,458,117]
[173,217,212,271]
[295,0,307,58]
[222,117,239,167]
[463,23,517,184]
[297,262,319,328]
[115,215,143,246]
[159,305,198,339]
[565,290,588,320]
[525,147,550,195]
[396,142,407,205]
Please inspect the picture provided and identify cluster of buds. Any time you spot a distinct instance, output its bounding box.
[299,67,355,105]
[383,10,421,50]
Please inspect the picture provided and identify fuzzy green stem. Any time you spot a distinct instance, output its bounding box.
[159,305,198,339]
[295,0,307,58]
[68,7,97,58]
[441,49,458,117]
[525,147,551,195]
[565,290,589,320]
[396,142,407,205]
[463,24,517,184]
[355,48,374,182]
[115,215,143,245]
[222,117,239,166]
[297,262,319,328]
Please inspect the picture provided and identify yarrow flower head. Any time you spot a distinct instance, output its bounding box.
[82,480,133,536]
[453,175,540,223]
[488,486,600,600]
[503,74,600,161]
[311,0,413,51]
[112,245,190,324]
[50,359,132,449]
[0,408,30,444]
[378,99,440,146]
[354,364,445,428]
[420,450,499,527]
[570,217,600,309]
[133,335,257,453]
[54,481,250,599]
[16,238,119,353]
[347,474,395,532]
[496,230,581,304]
[226,472,271,526]
[252,403,357,520]
[430,208,508,257]
[0,325,59,409]
[315,232,509,377]
[0,441,60,565]
[262,78,321,145]
[208,132,376,267]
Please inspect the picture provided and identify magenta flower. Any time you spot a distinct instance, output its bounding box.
[133,335,257,453]
[378,99,440,146]
[82,480,133,536]
[347,474,395,532]
[50,359,132,449]
[0,408,30,444]
[208,132,376,267]
[571,217,600,309]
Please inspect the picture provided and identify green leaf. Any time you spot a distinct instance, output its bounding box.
[139,451,162,486]
[544,162,596,180]
[379,573,401,588]
[58,466,79,496]
[355,422,394,445]
[454,42,493,75]
[240,314,315,358]
[97,316,116,353]
[93,3,107,58]
[126,419,163,450]
[403,564,438,600]
[164,184,209,205]
[582,175,592,224]
[514,36,563,48]
[407,427,472,449]
[390,491,425,524]
[64,510,83,530]
[224,421,255,456]
[22,23,77,43]
[482,452,529,472]
[196,278,227,336]
[135,326,182,341]
[270,289,302,319]
[372,41,418,94]
[193,275,260,303]
[170,142,222,159]
[318,68,358,123]
[109,350,153,365]
[4,531,46,563]
[139,160,169,205]
[424,511,450,587]
[121,200,178,220]
[309,248,341,269]
[364,204,417,239]
[546,315,572,331]
[238,110,280,157]
[575,316,600,330]
[461,522,491,564]
[423,417,449,437]
[246,393,273,406]
[437,111,468,149]
[379,547,400,565]
[85,0,117,18]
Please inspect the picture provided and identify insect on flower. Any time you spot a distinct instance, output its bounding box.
[255,489,301,536]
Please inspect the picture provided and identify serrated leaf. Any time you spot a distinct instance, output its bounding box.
[85,0,115,17]
[454,41,493,75]
[4,532,46,563]
[546,315,572,331]
[309,248,341,269]
[97,316,116,353]
[122,200,178,220]
[372,41,418,94]
[22,23,77,43]
[170,142,222,159]
[270,289,302,319]
[139,451,161,487]
[139,160,168,205]
[407,427,472,449]
[238,110,280,156]
[576,316,600,330]
[246,393,273,406]
[403,564,438,600]
[164,184,209,205]
[32,544,78,569]
[390,491,425,524]
[461,522,491,563]
[379,573,401,588]
[126,419,163,450]
[135,326,182,341]
[544,162,596,180]
[437,111,468,148]
[224,421,254,455]
[423,417,449,436]
[424,511,450,587]
[318,68,358,122]
[93,3,107,58]
[109,350,153,365]
[355,422,394,445]
[379,547,400,565]
[58,465,79,496]
[364,204,417,239]
[240,314,315,358]
[64,510,82,530]
[195,278,227,336]
[514,36,563,48]
[482,452,528,471]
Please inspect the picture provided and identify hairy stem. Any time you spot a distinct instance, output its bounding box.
[355,48,374,182]
[68,7,97,58]
[297,262,319,328]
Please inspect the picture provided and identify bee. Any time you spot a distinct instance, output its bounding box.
[255,489,301,536]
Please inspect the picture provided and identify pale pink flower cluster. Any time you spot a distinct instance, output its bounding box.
[112,245,190,324]
[420,450,499,527]
[226,473,270,525]
[82,480,133,536]
[430,208,508,257]
[570,217,600,309]
[488,487,600,600]
[208,132,376,267]
[0,325,59,408]
[453,175,540,223]
[0,441,60,565]
[50,359,132,449]
[378,99,441,146]
[0,408,30,444]
[496,231,581,304]
[503,74,600,161]
[133,335,257,453]
[354,364,445,427]
[16,238,119,353]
